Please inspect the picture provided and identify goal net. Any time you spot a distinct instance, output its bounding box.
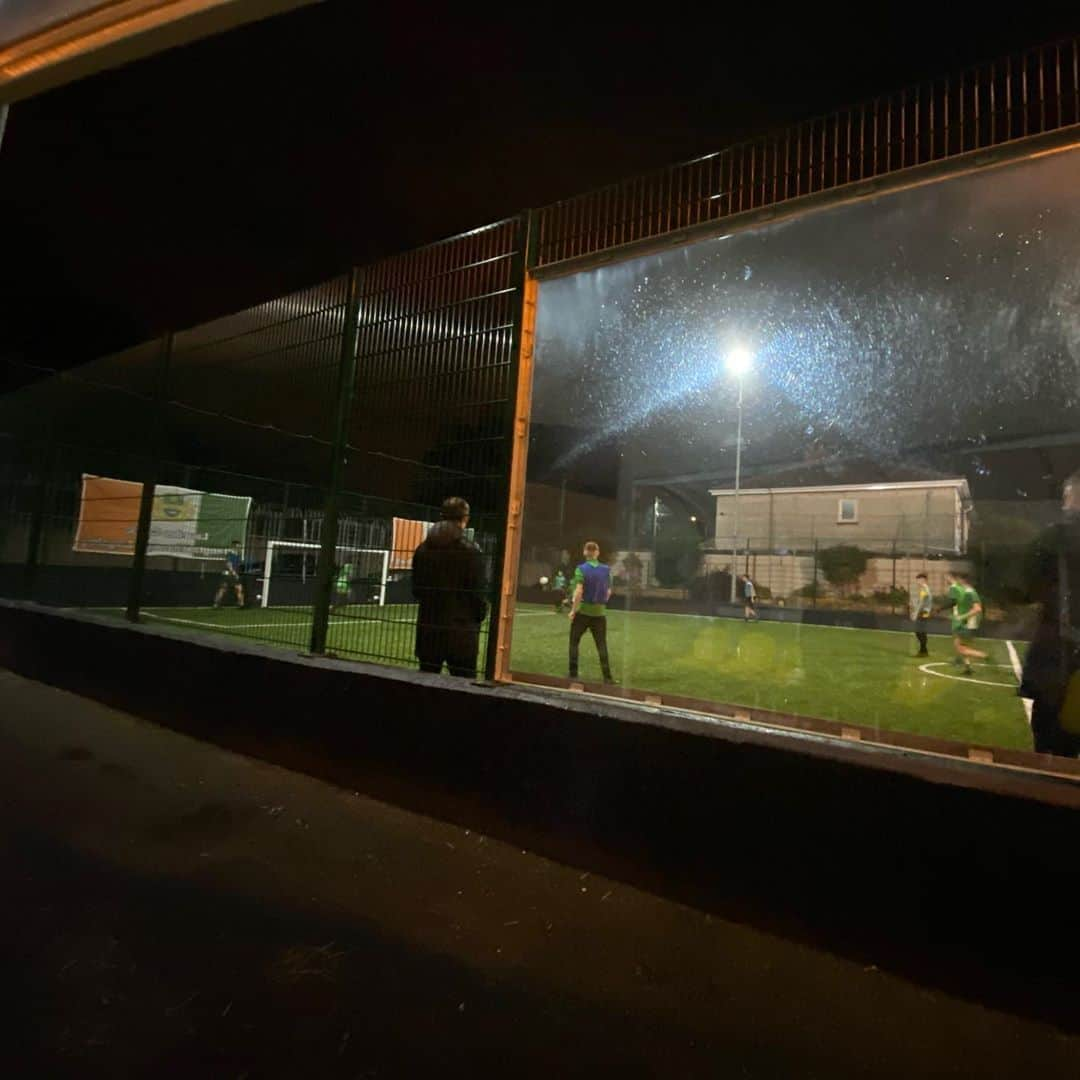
[260,542,390,609]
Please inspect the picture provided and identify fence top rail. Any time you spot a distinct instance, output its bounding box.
[540,36,1076,208]
[533,33,1080,268]
[51,36,1080,375]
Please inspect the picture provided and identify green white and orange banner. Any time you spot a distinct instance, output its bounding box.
[73,475,251,559]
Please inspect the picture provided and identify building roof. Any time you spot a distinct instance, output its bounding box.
[709,478,971,498]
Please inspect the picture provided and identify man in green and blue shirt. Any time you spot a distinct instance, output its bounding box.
[946,571,987,675]
[568,541,615,684]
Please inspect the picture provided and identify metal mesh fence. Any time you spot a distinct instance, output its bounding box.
[330,218,524,673]
[0,221,527,675]
[1,34,1078,704]
[0,280,355,655]
[140,279,353,652]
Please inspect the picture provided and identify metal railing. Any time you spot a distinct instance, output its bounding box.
[535,37,1080,268]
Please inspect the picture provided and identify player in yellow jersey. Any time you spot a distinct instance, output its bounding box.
[910,572,932,657]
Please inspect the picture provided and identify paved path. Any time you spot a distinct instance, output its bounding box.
[2,668,1077,1077]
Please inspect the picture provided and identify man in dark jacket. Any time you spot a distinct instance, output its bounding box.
[1020,470,1080,757]
[412,496,489,677]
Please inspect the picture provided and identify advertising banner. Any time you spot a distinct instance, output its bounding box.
[389,517,433,570]
[73,475,250,559]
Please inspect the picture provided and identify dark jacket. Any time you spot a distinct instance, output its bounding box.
[412,521,489,632]
[1020,518,1080,754]
[1021,518,1080,708]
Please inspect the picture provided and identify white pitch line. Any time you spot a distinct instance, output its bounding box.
[516,605,955,639]
[141,612,348,631]
[1006,640,1034,727]
[917,661,1017,688]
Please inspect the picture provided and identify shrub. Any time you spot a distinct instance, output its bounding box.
[873,586,909,607]
[654,519,702,587]
[620,551,645,589]
[689,569,734,603]
[816,544,870,593]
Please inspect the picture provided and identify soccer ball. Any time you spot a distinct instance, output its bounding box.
[539,576,550,587]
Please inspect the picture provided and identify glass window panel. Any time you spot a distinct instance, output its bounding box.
[512,146,1080,767]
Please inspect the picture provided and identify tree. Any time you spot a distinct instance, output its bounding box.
[621,550,644,590]
[654,518,701,587]
[967,515,1043,606]
[816,544,869,595]
[689,569,733,606]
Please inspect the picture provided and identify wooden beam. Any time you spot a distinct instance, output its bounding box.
[0,0,317,103]
[492,273,537,683]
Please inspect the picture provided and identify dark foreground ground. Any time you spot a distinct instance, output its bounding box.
[2,668,1078,1078]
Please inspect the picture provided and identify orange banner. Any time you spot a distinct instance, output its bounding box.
[73,476,142,555]
[390,517,433,570]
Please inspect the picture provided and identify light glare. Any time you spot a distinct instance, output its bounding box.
[726,345,753,377]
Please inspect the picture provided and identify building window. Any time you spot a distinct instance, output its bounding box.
[838,498,858,523]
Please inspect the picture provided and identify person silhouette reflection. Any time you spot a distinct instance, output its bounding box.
[1020,470,1080,757]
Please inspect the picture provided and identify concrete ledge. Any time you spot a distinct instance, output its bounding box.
[2,598,1079,1028]
[510,670,1080,782]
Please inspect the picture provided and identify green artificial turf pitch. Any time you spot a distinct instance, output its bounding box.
[116,603,1032,751]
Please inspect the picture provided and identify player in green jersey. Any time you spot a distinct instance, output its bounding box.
[945,571,987,675]
[553,568,569,614]
[332,561,353,613]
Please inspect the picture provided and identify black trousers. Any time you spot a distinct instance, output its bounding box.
[569,613,612,681]
[915,629,928,653]
[416,625,480,679]
[1031,698,1080,757]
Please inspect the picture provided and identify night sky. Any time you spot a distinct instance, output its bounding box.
[0,6,1074,381]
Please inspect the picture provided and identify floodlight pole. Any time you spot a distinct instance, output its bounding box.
[729,376,744,604]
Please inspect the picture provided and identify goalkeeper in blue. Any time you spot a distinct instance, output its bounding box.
[213,540,245,608]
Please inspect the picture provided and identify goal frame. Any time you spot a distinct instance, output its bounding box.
[261,541,390,609]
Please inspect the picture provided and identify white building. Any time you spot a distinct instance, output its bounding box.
[709,478,971,556]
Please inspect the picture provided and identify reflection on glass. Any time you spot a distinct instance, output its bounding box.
[512,147,1080,765]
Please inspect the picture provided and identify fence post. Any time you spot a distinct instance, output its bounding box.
[310,269,362,656]
[23,435,54,600]
[890,539,898,614]
[126,331,172,622]
[812,539,819,607]
[125,480,158,622]
[485,211,536,682]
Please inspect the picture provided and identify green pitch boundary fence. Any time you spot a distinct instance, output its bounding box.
[3,34,1080,676]
[1,216,534,677]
